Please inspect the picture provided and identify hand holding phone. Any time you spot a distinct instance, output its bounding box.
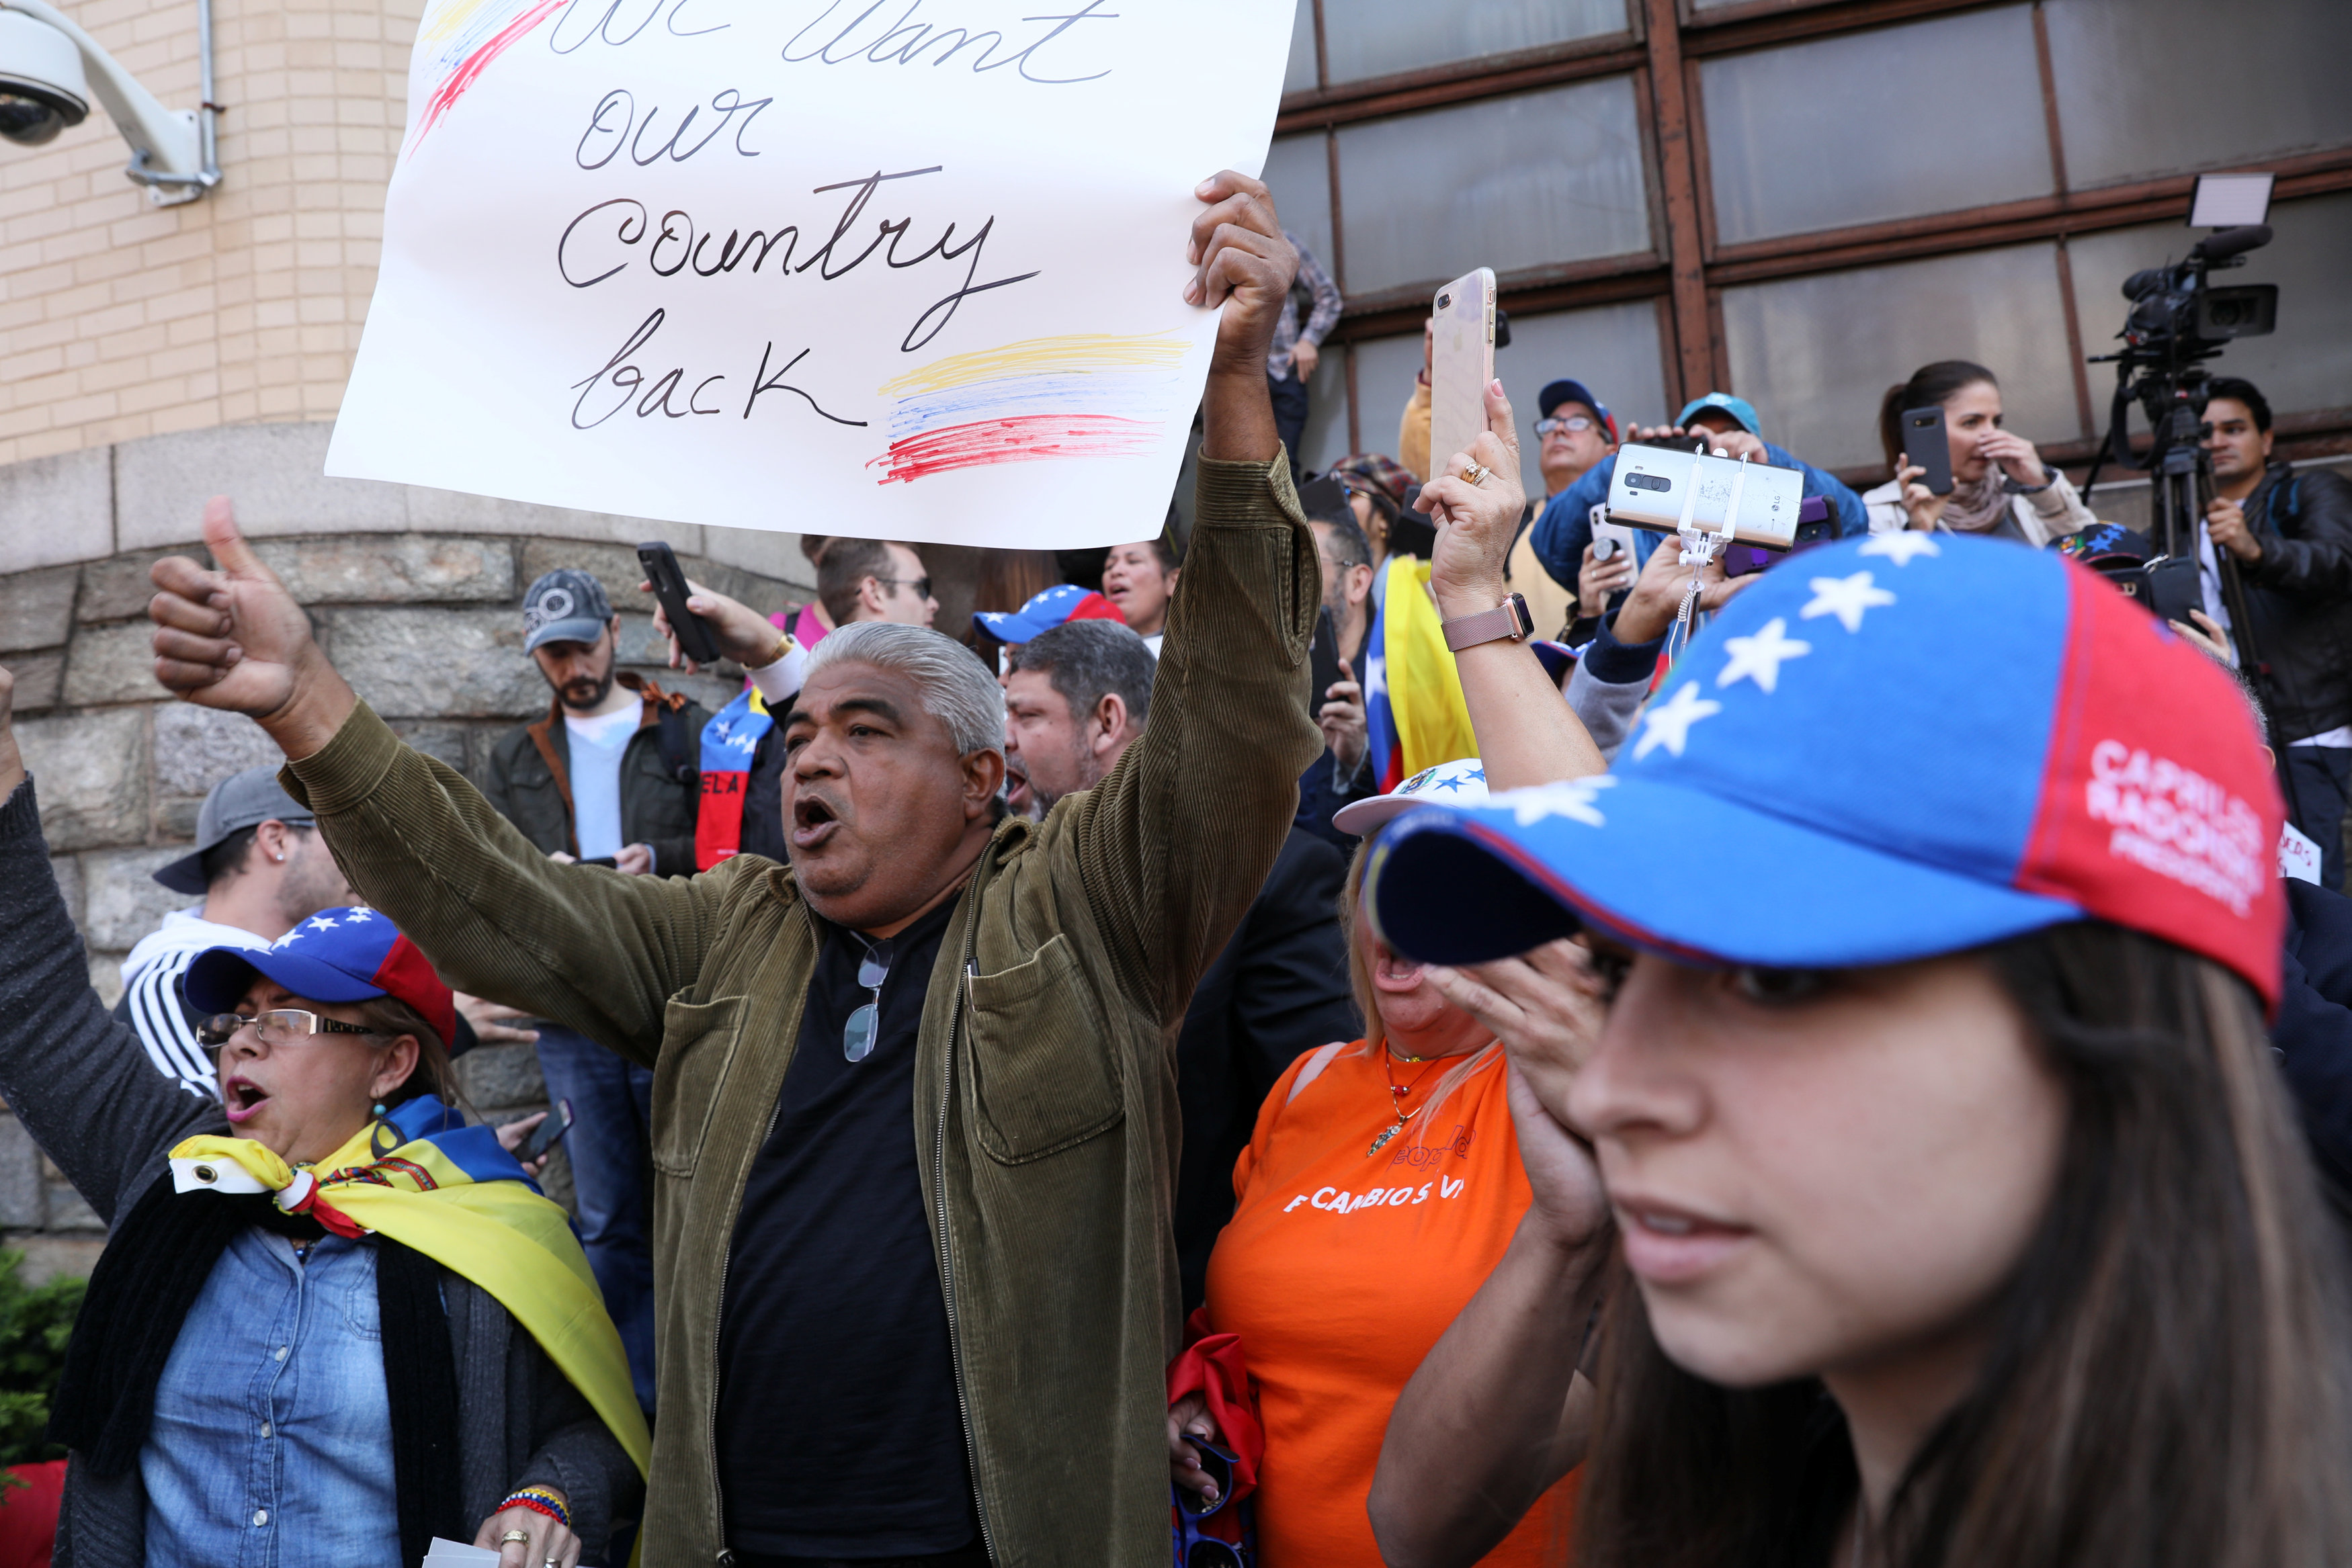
[1900,406,1956,496]
[1428,267,1497,484]
[637,541,723,665]
[522,1098,575,1163]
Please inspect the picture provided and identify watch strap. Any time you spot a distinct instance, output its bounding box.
[1442,593,1534,652]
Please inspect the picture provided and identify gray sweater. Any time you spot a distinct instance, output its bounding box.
[0,775,640,1564]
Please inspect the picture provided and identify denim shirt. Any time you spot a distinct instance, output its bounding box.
[142,1226,401,1567]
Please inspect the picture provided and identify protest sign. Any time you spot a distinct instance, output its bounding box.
[326,0,1297,546]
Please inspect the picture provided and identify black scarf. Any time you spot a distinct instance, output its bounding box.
[51,1172,464,1563]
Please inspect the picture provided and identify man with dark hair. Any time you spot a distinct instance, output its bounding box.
[2201,374,2352,887]
[1001,615,1355,1310]
[1294,507,1378,847]
[1001,619,1155,818]
[480,566,712,1417]
[818,537,939,629]
[117,766,353,1096]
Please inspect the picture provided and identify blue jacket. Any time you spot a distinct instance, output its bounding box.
[1529,444,1869,592]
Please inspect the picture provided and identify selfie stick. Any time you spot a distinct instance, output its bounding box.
[1667,449,1747,663]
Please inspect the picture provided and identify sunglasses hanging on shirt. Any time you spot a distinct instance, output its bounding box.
[844,939,892,1062]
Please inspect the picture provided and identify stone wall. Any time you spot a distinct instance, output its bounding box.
[0,421,847,1278]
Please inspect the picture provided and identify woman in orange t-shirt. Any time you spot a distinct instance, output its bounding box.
[1172,843,1579,1567]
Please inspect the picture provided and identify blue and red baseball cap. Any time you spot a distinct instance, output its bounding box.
[185,906,459,1047]
[1363,532,2285,1006]
[972,584,1127,644]
[1539,379,1616,442]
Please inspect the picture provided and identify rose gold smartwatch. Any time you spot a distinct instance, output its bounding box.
[1441,592,1534,652]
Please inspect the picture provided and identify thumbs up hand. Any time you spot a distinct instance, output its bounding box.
[149,496,357,757]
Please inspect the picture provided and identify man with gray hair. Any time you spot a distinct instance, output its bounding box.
[144,171,1320,1566]
[1003,618,1156,818]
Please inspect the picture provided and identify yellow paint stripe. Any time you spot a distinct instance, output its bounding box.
[878,333,1189,398]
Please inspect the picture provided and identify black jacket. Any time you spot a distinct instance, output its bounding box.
[2278,877,2352,1207]
[2232,461,2352,742]
[478,674,709,877]
[1173,826,1359,1309]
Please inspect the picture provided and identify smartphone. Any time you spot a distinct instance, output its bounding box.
[1591,518,1641,564]
[1605,443,1806,547]
[1721,499,1836,578]
[522,1098,575,1163]
[1429,267,1497,483]
[636,541,723,665]
[1308,606,1343,720]
[1900,406,1956,496]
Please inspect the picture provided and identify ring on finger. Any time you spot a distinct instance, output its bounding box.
[1460,461,1491,487]
[501,1529,532,1544]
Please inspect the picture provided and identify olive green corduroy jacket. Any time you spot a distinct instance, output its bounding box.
[280,456,1322,1568]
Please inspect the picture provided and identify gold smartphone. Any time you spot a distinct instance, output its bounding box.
[1429,267,1497,482]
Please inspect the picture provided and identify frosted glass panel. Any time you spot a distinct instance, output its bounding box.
[1284,0,1318,94]
[1263,134,1335,279]
[1351,333,1428,468]
[2066,193,2352,427]
[1323,0,1626,85]
[1300,345,1353,475]
[1720,244,2081,472]
[1337,78,1651,296]
[1702,7,2050,245]
[2045,0,2352,189]
[1502,304,1669,498]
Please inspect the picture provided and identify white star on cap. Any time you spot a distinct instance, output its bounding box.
[306,915,338,931]
[343,909,374,922]
[1858,533,1941,566]
[1800,571,1896,634]
[1634,683,1722,760]
[1716,617,1810,693]
[1506,775,1616,828]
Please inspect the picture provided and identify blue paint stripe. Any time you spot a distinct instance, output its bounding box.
[890,372,1180,439]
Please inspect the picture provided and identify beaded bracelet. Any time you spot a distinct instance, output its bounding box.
[499,1485,571,1529]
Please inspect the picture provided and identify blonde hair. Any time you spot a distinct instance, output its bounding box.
[1339,842,1501,1143]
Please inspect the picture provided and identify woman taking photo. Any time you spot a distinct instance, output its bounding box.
[1361,533,2352,1568]
[1168,381,1611,1567]
[0,664,646,1568]
[1865,360,2095,544]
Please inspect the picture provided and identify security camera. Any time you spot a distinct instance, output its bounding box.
[0,6,88,146]
[0,0,215,202]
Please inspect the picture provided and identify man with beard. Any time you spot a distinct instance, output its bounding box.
[478,564,709,1418]
[1001,618,1155,818]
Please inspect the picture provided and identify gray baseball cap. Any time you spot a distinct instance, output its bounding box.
[521,568,616,653]
[153,765,317,896]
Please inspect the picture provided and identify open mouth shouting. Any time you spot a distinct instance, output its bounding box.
[222,1074,272,1125]
[791,789,845,853]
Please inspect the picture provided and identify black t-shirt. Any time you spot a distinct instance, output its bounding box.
[715,893,977,1556]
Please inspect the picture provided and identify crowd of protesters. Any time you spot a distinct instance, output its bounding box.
[0,162,2347,1568]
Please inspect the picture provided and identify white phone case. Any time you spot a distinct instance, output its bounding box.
[1429,268,1497,480]
[1605,444,1804,548]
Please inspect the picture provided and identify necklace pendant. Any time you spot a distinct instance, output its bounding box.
[1366,1120,1402,1158]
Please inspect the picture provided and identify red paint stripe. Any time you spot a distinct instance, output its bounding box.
[866,414,1160,485]
[413,0,564,147]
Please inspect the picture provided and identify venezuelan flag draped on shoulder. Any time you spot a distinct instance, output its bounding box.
[172,1094,651,1479]
[1363,554,1480,793]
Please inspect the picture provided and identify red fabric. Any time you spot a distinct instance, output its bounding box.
[1167,1307,1264,1506]
[0,1461,64,1568]
[2013,564,2285,1008]
[1065,592,1128,625]
[371,934,458,1049]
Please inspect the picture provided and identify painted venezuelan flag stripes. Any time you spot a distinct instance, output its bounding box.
[868,333,1187,485]
[407,0,564,153]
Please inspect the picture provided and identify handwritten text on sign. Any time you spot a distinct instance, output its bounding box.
[325,0,1294,546]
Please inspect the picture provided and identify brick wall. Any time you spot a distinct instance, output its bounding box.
[0,0,420,466]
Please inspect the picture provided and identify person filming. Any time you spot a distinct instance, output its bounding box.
[2197,376,2352,889]
[1865,360,2094,543]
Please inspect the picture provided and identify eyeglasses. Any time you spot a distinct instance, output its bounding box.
[196,1010,378,1049]
[1536,415,1597,437]
[843,939,893,1062]
[880,577,933,600]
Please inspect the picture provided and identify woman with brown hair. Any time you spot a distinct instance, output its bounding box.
[0,661,646,1568]
[1863,360,2095,545]
[1361,530,2352,1568]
